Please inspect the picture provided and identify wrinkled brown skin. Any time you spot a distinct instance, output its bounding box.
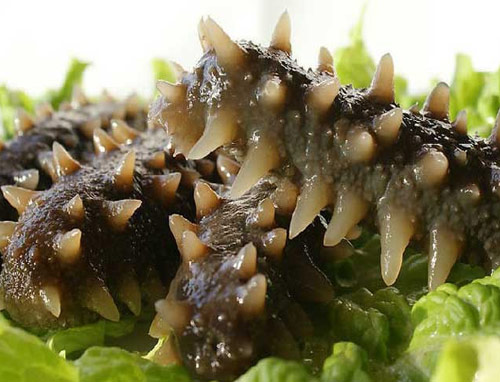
[164,178,333,381]
[0,127,203,329]
[0,101,147,221]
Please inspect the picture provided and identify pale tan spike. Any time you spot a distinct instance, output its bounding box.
[84,280,120,322]
[39,285,61,318]
[373,108,403,145]
[252,198,275,228]
[180,168,201,188]
[324,190,369,247]
[56,229,82,264]
[14,108,35,134]
[230,135,281,199]
[428,223,462,290]
[148,334,182,366]
[155,299,192,332]
[318,47,334,73]
[194,182,220,218]
[117,272,142,316]
[169,60,187,80]
[409,103,421,114]
[181,231,209,262]
[14,169,39,190]
[367,53,395,104]
[216,155,240,185]
[71,86,89,108]
[169,214,197,249]
[188,109,238,160]
[198,18,212,52]
[149,314,171,339]
[346,225,362,240]
[148,151,166,169]
[261,228,287,261]
[270,11,291,53]
[414,150,449,187]
[237,274,267,316]
[344,127,376,163]
[260,78,287,109]
[1,185,39,215]
[196,159,216,178]
[152,172,182,206]
[52,142,81,177]
[0,221,16,251]
[157,80,186,104]
[111,105,127,120]
[111,119,139,144]
[114,151,136,191]
[124,94,141,117]
[35,102,54,120]
[39,153,57,181]
[307,78,340,113]
[423,82,450,120]
[489,110,500,147]
[64,195,84,220]
[379,204,415,286]
[233,243,257,279]
[272,178,299,216]
[93,128,120,154]
[452,110,467,135]
[204,16,245,69]
[104,199,142,231]
[80,118,102,139]
[289,176,331,239]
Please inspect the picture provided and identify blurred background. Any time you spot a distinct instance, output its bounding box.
[1,0,500,97]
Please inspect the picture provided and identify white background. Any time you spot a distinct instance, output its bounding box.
[1,0,499,98]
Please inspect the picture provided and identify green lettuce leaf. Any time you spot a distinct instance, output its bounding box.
[46,58,90,109]
[0,85,34,139]
[321,342,372,382]
[236,358,317,382]
[151,59,177,84]
[0,315,78,382]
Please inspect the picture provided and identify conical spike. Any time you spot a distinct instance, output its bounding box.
[124,94,141,117]
[423,82,450,120]
[194,182,220,218]
[188,109,238,160]
[346,225,362,240]
[71,86,89,108]
[196,159,216,178]
[84,280,120,321]
[114,151,136,191]
[307,78,340,113]
[216,155,240,185]
[344,128,376,163]
[39,152,57,181]
[64,195,84,220]
[289,176,331,239]
[155,299,192,332]
[198,18,212,52]
[93,128,119,154]
[233,243,257,279]
[39,285,61,318]
[169,214,197,249]
[80,118,102,139]
[261,228,287,261]
[104,199,142,231]
[272,178,299,216]
[374,108,403,145]
[148,151,166,169]
[118,272,142,316]
[452,110,467,135]
[14,169,39,190]
[237,274,267,316]
[35,102,54,120]
[149,313,171,339]
[428,223,462,290]
[180,168,201,188]
[367,53,395,104]
[111,105,127,120]
[152,172,181,206]
[251,198,275,228]
[157,80,186,104]
[111,119,139,144]
[489,110,500,147]
[260,78,287,110]
[230,135,281,199]
[56,229,82,263]
[0,221,16,251]
[414,150,449,187]
[14,108,35,134]
[318,46,334,73]
[52,142,81,177]
[204,17,245,69]
[324,189,369,247]
[379,204,415,285]
[270,11,291,53]
[181,231,209,262]
[169,60,186,80]
[409,103,420,114]
[101,89,115,103]
[1,185,39,215]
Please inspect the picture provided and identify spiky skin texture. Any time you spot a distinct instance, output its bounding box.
[0,100,146,220]
[0,127,206,329]
[152,178,333,380]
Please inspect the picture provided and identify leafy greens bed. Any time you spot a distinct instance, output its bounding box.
[1,15,500,382]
